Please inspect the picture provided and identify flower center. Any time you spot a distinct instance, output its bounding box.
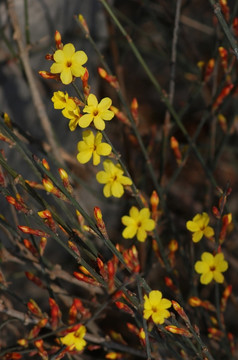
[66,60,72,68]
[137,221,142,228]
[75,329,81,338]
[210,265,216,272]
[93,109,99,116]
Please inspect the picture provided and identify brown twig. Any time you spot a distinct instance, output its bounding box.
[7,0,62,161]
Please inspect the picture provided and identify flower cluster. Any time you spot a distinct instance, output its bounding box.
[186,211,228,285]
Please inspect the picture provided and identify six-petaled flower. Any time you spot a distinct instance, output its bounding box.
[195,252,228,285]
[122,206,155,242]
[77,130,112,165]
[80,94,114,130]
[50,43,87,85]
[96,160,132,198]
[143,290,171,324]
[186,212,214,243]
[60,324,87,351]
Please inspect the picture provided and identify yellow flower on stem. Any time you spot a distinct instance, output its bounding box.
[122,207,155,242]
[51,91,70,109]
[96,160,132,198]
[60,324,86,351]
[50,43,87,85]
[195,252,228,285]
[77,130,112,165]
[79,94,114,130]
[186,212,214,243]
[143,290,171,324]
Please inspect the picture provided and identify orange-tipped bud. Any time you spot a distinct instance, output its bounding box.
[38,71,59,80]
[78,14,90,35]
[17,338,28,347]
[76,210,85,227]
[164,277,178,293]
[122,245,140,273]
[25,272,44,288]
[165,325,192,337]
[106,352,123,359]
[73,271,100,286]
[219,213,232,243]
[208,327,223,339]
[204,58,215,82]
[233,17,238,37]
[107,260,115,292]
[218,114,227,132]
[188,297,216,311]
[28,318,48,340]
[221,285,232,312]
[115,301,134,315]
[94,206,109,239]
[218,47,228,72]
[23,239,38,257]
[170,136,182,164]
[27,299,43,318]
[97,257,107,280]
[98,67,119,89]
[219,0,230,22]
[49,298,61,330]
[68,298,90,324]
[212,205,221,218]
[131,98,139,124]
[45,53,54,61]
[168,239,178,252]
[55,30,63,49]
[38,209,52,219]
[172,301,189,323]
[110,106,130,126]
[39,237,47,256]
[5,196,27,213]
[150,190,159,211]
[68,241,81,260]
[42,158,50,170]
[3,352,22,359]
[18,225,48,237]
[3,112,13,129]
[212,84,234,111]
[58,168,72,193]
[42,178,54,193]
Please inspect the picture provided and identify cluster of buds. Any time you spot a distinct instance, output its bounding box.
[97,257,117,292]
[198,58,215,83]
[38,209,56,232]
[98,67,119,90]
[34,339,48,359]
[208,327,223,341]
[116,244,140,273]
[68,298,91,324]
[28,318,48,340]
[170,136,182,165]
[5,194,28,213]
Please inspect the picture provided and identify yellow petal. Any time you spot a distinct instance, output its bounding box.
[92,151,100,166]
[94,116,105,130]
[149,290,162,306]
[53,49,64,63]
[201,252,214,265]
[111,181,124,198]
[82,130,94,145]
[63,43,75,58]
[186,220,200,232]
[77,150,92,164]
[204,226,214,238]
[103,183,111,197]
[87,93,98,107]
[192,231,203,242]
[96,171,109,184]
[194,260,209,274]
[200,271,213,285]
[122,225,137,239]
[79,114,93,128]
[60,68,73,85]
[98,97,112,111]
[213,271,224,283]
[96,143,111,156]
[137,228,147,242]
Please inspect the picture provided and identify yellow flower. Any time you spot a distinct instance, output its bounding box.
[195,252,228,285]
[50,43,87,85]
[60,99,81,131]
[186,212,214,243]
[51,91,69,109]
[79,94,114,130]
[60,324,86,351]
[77,130,112,165]
[122,207,155,242]
[96,160,132,198]
[143,290,171,324]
